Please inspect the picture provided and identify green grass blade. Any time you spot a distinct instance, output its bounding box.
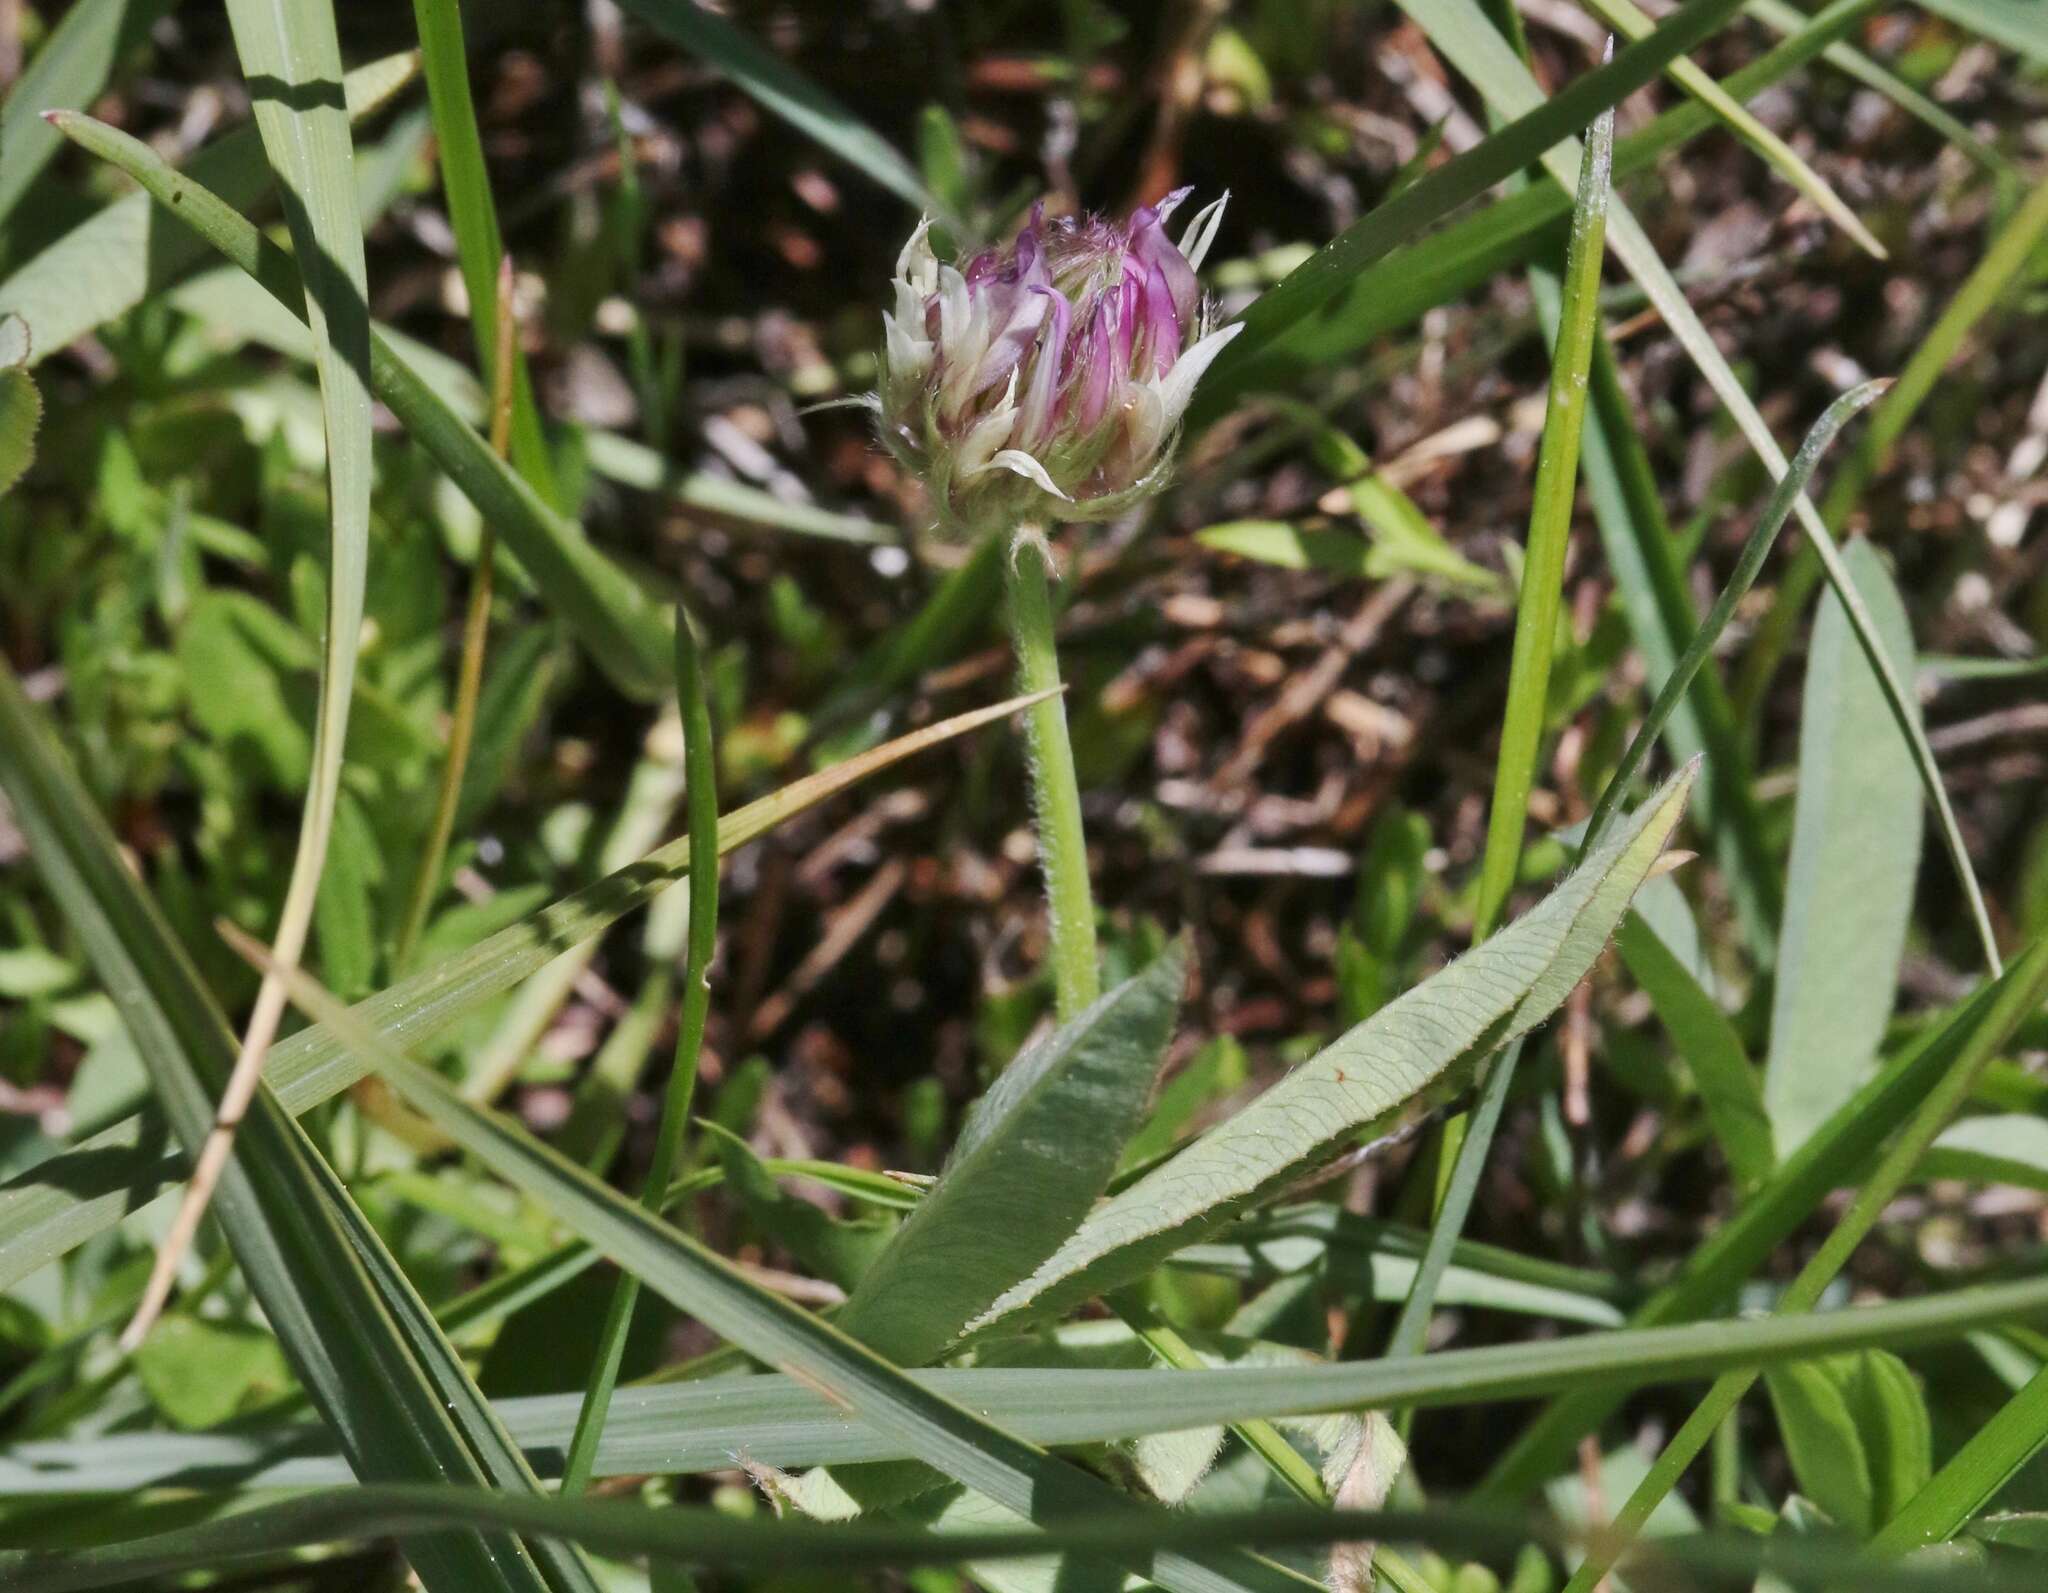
[838,943,1188,1366]
[1580,0,1884,257]
[46,108,674,701]
[0,0,171,229]
[1199,0,1749,393]
[611,0,934,214]
[256,967,1327,1593]
[1395,0,2001,980]
[0,52,416,360]
[560,609,724,1495]
[411,0,558,503]
[122,0,382,1347]
[1615,912,1773,1191]
[19,1268,2048,1495]
[1470,97,1614,937]
[0,662,547,1593]
[969,769,1694,1340]
[0,690,1048,1292]
[19,1486,2048,1593]
[1871,1358,2048,1555]
[1764,540,1923,1153]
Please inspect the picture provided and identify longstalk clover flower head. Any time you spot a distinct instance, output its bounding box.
[878,190,1240,533]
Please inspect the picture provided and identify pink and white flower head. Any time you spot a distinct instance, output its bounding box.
[878,190,1239,532]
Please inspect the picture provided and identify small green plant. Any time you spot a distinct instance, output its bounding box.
[0,5,2044,1593]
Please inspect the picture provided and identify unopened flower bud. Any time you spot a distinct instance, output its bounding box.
[877,191,1240,532]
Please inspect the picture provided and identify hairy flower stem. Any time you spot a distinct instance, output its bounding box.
[1004,530,1100,1021]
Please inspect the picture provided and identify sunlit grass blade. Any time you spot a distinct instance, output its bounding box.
[560,608,723,1496]
[241,953,1327,1593]
[1558,935,2048,1591]
[0,689,1050,1292]
[44,108,675,702]
[411,0,558,504]
[122,0,381,1350]
[0,0,170,228]
[612,0,935,215]
[20,1267,2048,1495]
[1394,0,2001,980]
[1576,0,1883,256]
[0,660,549,1593]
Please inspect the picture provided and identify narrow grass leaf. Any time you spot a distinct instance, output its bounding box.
[411,0,558,502]
[0,690,1047,1295]
[1874,1356,2048,1555]
[1576,0,1883,256]
[1616,912,1773,1191]
[560,609,725,1496]
[1481,957,2043,1497]
[1765,540,1922,1154]
[0,53,416,361]
[1201,0,1884,408]
[123,0,381,1349]
[18,1268,2048,1497]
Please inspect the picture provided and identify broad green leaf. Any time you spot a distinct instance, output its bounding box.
[0,0,172,228]
[1767,1351,1932,1535]
[0,692,1046,1295]
[1615,911,1773,1191]
[969,766,1694,1339]
[1765,540,1922,1153]
[838,943,1187,1365]
[46,110,674,702]
[133,1316,292,1431]
[257,964,1325,1593]
[1765,1358,1880,1532]
[0,660,553,1593]
[0,51,417,364]
[13,1267,2048,1496]
[611,0,934,214]
[0,360,40,499]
